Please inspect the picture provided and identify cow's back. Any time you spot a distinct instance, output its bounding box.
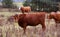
[19,12,46,26]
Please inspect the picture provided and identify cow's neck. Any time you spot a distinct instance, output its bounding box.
[20,14,26,19]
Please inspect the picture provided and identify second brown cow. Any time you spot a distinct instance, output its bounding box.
[20,6,31,13]
[48,12,60,27]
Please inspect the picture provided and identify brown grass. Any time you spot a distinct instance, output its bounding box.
[0,12,59,37]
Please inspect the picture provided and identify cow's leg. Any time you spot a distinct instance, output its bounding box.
[23,23,27,34]
[41,23,46,37]
[42,23,46,31]
[23,26,26,34]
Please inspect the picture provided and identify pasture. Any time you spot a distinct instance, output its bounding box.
[0,12,60,37]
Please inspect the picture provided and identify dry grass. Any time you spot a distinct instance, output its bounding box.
[0,12,60,37]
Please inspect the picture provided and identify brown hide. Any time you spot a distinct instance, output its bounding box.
[20,6,31,13]
[18,12,46,34]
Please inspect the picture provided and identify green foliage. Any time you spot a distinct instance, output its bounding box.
[2,0,13,8]
[23,1,30,6]
[23,0,59,12]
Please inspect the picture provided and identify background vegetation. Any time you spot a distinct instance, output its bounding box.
[23,0,59,12]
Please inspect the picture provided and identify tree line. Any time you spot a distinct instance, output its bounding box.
[1,0,59,12]
[23,0,59,12]
[1,0,17,9]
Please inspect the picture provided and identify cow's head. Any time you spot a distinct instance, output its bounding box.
[48,13,56,19]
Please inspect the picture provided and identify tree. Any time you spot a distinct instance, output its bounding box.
[30,0,52,11]
[23,0,59,12]
[51,0,60,2]
[2,0,13,8]
[23,1,30,6]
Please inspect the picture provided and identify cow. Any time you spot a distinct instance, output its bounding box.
[48,12,60,27]
[20,6,31,13]
[12,14,19,22]
[9,14,20,23]
[17,12,46,34]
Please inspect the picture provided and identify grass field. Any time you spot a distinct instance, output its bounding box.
[0,12,60,37]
